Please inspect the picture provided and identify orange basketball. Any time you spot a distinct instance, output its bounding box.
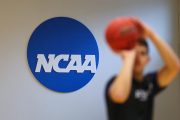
[105,17,143,53]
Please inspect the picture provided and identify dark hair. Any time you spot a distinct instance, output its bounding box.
[137,38,149,53]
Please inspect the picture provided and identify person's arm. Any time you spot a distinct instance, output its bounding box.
[138,20,180,88]
[108,50,136,104]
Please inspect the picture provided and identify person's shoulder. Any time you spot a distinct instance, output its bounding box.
[105,75,117,99]
[106,75,117,86]
[105,75,117,92]
[145,71,167,95]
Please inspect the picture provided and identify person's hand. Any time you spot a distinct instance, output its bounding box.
[119,49,136,61]
[131,17,154,38]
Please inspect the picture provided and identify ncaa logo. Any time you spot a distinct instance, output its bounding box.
[27,17,99,92]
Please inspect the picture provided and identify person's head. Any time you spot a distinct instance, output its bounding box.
[133,38,150,75]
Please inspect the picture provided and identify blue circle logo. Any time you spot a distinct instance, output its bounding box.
[27,17,99,92]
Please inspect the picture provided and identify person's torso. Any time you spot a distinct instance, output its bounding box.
[106,75,156,120]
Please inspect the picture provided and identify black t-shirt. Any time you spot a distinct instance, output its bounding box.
[105,72,166,120]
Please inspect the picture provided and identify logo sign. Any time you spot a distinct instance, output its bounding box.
[27,17,99,92]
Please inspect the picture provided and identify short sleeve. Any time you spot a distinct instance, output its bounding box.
[105,75,123,120]
[146,72,166,96]
[105,75,116,100]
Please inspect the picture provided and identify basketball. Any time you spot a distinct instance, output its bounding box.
[105,17,143,52]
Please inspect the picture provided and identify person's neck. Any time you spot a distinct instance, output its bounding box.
[133,72,143,82]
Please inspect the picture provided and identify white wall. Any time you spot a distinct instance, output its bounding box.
[0,0,179,120]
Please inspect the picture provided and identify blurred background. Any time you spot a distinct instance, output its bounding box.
[0,0,179,120]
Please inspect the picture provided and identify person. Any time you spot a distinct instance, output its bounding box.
[105,18,180,120]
